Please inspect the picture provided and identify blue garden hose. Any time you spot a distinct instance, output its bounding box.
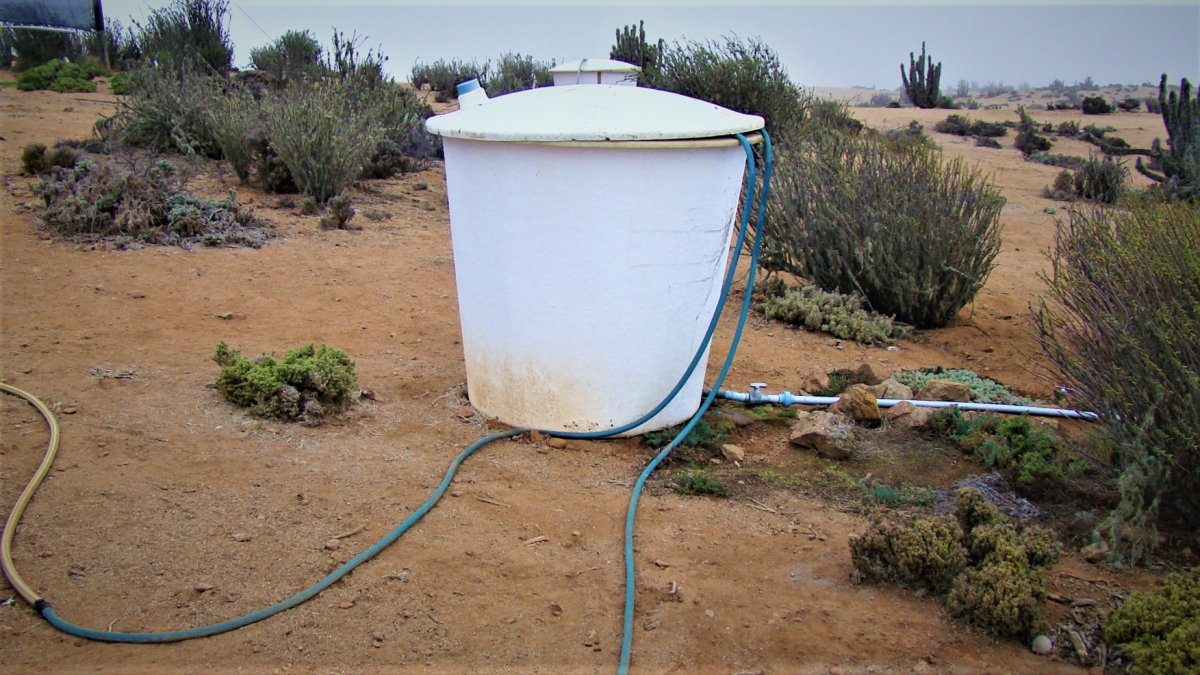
[4,131,773,669]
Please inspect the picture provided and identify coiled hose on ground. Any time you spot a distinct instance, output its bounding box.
[1,132,772,673]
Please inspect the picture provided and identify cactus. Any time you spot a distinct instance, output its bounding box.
[610,20,664,85]
[1137,74,1199,200]
[900,42,942,109]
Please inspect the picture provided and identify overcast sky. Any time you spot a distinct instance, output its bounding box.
[100,1,1200,88]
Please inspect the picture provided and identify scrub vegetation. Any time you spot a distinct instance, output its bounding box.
[213,342,360,425]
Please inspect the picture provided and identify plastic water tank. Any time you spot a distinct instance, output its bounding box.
[425,85,763,435]
[549,58,640,86]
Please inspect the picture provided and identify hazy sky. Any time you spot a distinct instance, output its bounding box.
[100,1,1199,88]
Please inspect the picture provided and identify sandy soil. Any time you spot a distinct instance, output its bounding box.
[0,75,1169,674]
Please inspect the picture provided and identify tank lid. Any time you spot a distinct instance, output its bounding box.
[548,58,640,74]
[425,85,765,142]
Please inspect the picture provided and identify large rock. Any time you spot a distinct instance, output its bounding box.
[721,444,745,462]
[789,411,856,460]
[869,379,914,401]
[829,384,881,427]
[916,379,972,402]
[798,368,831,395]
[884,400,935,429]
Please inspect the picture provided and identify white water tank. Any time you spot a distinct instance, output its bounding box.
[425,85,763,435]
[549,58,640,86]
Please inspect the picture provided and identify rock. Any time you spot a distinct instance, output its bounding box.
[829,384,881,427]
[884,401,935,429]
[338,601,354,609]
[853,363,881,386]
[194,583,214,592]
[324,540,341,551]
[712,409,756,427]
[547,438,568,450]
[238,419,261,432]
[869,379,914,401]
[704,609,715,618]
[1032,635,1053,655]
[789,411,856,460]
[232,533,251,542]
[916,379,972,402]
[799,368,831,394]
[372,632,386,642]
[721,444,745,462]
[1080,540,1110,563]
[130,292,146,299]
[61,406,77,415]
[456,407,474,419]
[529,430,545,443]
[549,603,563,616]
[215,312,234,320]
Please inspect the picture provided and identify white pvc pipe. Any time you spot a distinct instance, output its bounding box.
[710,389,1100,421]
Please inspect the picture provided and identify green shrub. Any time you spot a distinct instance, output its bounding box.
[934,114,1008,138]
[643,416,725,452]
[261,79,384,203]
[934,410,1075,484]
[1033,198,1200,560]
[483,52,554,97]
[859,478,935,506]
[249,29,325,85]
[32,157,267,249]
[1081,95,1113,114]
[891,368,1033,405]
[359,81,439,179]
[975,136,1002,149]
[673,470,729,497]
[109,71,132,95]
[101,64,224,157]
[1117,97,1141,113]
[203,83,260,181]
[319,193,358,230]
[410,58,487,102]
[761,130,1004,329]
[82,17,141,69]
[134,0,233,74]
[852,488,1060,642]
[20,143,79,174]
[16,60,96,92]
[755,279,909,345]
[213,342,358,425]
[3,27,82,71]
[1104,569,1200,675]
[1070,155,1129,204]
[652,35,807,136]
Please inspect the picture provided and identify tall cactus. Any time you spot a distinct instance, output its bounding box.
[610,20,663,85]
[1137,74,1199,200]
[900,42,942,109]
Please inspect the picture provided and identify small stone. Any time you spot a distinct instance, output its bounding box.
[130,292,146,299]
[232,533,251,542]
[869,379,914,401]
[215,312,234,320]
[1032,635,1053,655]
[789,411,856,460]
[704,609,715,618]
[549,603,563,616]
[829,384,881,427]
[372,632,386,641]
[194,583,214,592]
[61,407,77,415]
[529,430,545,443]
[916,379,972,402]
[339,601,354,609]
[324,540,341,551]
[853,363,881,386]
[884,401,935,429]
[457,407,474,419]
[547,438,568,450]
[450,491,461,498]
[721,444,745,462]
[1080,540,1110,563]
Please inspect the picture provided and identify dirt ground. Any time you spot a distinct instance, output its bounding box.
[0,75,1168,674]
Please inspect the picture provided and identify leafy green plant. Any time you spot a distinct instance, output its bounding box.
[410,58,487,102]
[1104,569,1200,675]
[213,342,359,425]
[652,35,807,136]
[933,114,1007,138]
[133,0,233,74]
[756,279,909,345]
[109,71,132,95]
[16,60,96,92]
[673,470,729,497]
[482,52,553,97]
[2,27,82,71]
[859,479,935,506]
[892,368,1033,405]
[1034,198,1200,561]
[761,129,1004,329]
[100,64,224,157]
[1014,107,1053,156]
[32,157,266,249]
[1081,96,1113,115]
[934,410,1074,484]
[643,416,725,452]
[851,489,1061,641]
[249,29,325,85]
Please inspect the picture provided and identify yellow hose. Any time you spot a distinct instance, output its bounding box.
[1,381,58,605]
